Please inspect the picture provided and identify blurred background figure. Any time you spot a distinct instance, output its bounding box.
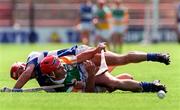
[110,0,129,52]
[93,0,112,49]
[0,0,178,44]
[49,32,61,43]
[78,0,94,45]
[176,1,180,44]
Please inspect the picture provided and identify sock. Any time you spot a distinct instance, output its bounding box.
[140,82,154,92]
[147,53,158,61]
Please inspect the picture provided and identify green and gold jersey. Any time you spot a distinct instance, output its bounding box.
[111,6,128,26]
[112,8,125,19]
[58,55,85,92]
[94,6,111,29]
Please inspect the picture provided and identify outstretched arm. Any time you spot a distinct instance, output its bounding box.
[76,43,106,63]
[13,64,35,89]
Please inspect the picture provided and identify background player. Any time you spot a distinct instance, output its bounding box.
[110,0,129,52]
[93,0,112,48]
[78,0,94,45]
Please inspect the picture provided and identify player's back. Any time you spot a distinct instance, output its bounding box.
[26,45,78,67]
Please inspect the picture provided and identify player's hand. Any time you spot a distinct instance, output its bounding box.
[84,60,97,77]
[96,42,106,53]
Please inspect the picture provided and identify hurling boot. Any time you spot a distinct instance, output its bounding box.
[147,53,170,65]
[151,80,167,93]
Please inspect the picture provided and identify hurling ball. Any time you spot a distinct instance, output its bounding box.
[157,90,166,99]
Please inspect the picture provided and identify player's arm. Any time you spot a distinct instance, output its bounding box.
[84,61,97,92]
[85,75,95,92]
[13,64,35,89]
[76,43,106,63]
[56,45,77,57]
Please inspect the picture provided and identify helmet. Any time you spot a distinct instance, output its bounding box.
[40,55,60,74]
[10,62,26,80]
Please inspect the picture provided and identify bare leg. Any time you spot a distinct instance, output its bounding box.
[111,33,123,52]
[108,73,134,92]
[115,73,133,80]
[95,72,143,92]
[92,51,147,66]
[80,30,90,45]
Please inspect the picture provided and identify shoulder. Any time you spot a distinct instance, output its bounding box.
[26,51,45,66]
[28,51,40,57]
[27,51,40,63]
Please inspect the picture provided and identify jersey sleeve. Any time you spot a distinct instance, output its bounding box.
[26,51,47,67]
[26,45,78,67]
[56,45,78,57]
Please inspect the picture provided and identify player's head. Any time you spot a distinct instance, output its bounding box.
[82,0,90,4]
[114,0,122,5]
[40,55,61,75]
[97,0,106,8]
[10,62,26,80]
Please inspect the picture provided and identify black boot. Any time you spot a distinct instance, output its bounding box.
[147,53,170,65]
[156,53,170,65]
[151,80,167,93]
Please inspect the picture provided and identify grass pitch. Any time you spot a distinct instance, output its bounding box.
[0,43,179,110]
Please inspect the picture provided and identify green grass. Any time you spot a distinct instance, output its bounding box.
[0,43,180,110]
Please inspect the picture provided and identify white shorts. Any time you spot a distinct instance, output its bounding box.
[79,22,94,31]
[75,45,92,55]
[95,29,111,40]
[111,25,128,34]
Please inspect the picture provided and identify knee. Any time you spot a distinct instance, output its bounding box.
[123,73,134,80]
[116,73,134,80]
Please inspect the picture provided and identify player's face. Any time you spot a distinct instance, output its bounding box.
[55,65,64,73]
[53,64,66,79]
[99,3,104,8]
[115,1,121,6]
[15,65,25,79]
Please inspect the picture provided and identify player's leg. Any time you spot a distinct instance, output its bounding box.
[115,73,133,80]
[75,43,170,66]
[117,33,123,53]
[95,72,142,92]
[80,30,89,45]
[95,72,167,93]
[111,32,123,52]
[91,51,170,66]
